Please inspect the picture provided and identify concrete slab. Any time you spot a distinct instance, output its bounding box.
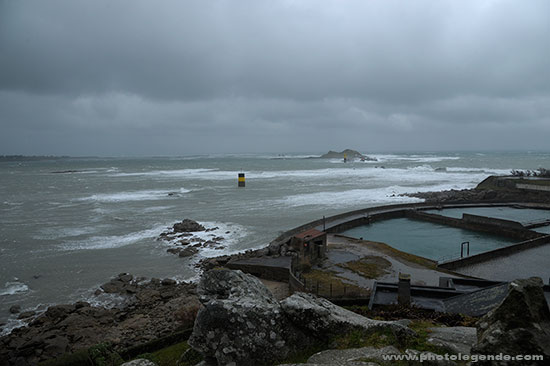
[442,283,509,317]
[426,326,477,355]
[323,235,464,291]
[452,243,550,282]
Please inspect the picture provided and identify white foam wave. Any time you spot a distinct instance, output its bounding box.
[59,224,169,250]
[272,187,419,208]
[370,154,461,163]
[83,291,132,309]
[446,167,511,175]
[143,206,175,213]
[3,201,23,206]
[79,188,190,202]
[273,183,472,208]
[1,303,49,336]
[112,168,217,178]
[1,319,25,336]
[33,226,105,240]
[109,164,493,183]
[0,281,29,296]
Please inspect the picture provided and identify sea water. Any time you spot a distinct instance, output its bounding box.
[1,151,548,332]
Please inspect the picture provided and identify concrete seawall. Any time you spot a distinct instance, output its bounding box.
[438,234,550,271]
[270,201,547,250]
[267,201,550,274]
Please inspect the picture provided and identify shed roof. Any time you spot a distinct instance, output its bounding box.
[294,228,325,241]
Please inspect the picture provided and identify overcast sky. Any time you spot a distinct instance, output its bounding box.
[1,0,549,156]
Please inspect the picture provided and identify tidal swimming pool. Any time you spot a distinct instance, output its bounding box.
[425,207,550,225]
[341,218,517,261]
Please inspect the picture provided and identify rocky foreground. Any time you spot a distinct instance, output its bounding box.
[188,269,413,366]
[2,268,550,366]
[187,271,550,366]
[0,274,199,366]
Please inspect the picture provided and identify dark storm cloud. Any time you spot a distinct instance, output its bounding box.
[0,0,549,154]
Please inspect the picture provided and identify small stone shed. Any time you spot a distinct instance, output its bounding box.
[290,228,327,263]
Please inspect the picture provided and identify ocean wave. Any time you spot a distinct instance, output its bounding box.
[370,154,461,163]
[78,188,190,203]
[446,167,511,175]
[33,226,106,240]
[0,281,29,296]
[111,168,217,178]
[2,201,23,206]
[272,183,472,208]
[59,224,170,250]
[108,164,492,183]
[0,318,26,337]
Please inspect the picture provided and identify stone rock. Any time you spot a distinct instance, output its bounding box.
[9,305,21,314]
[74,301,90,309]
[277,364,379,366]
[280,292,414,339]
[43,336,69,356]
[307,346,400,365]
[100,274,142,294]
[17,311,36,319]
[121,359,158,366]
[161,278,176,286]
[472,277,550,365]
[101,280,124,294]
[173,219,206,233]
[319,149,377,161]
[188,269,316,366]
[167,248,181,255]
[119,273,133,283]
[178,247,199,257]
[426,326,476,355]
[0,276,198,366]
[405,349,457,366]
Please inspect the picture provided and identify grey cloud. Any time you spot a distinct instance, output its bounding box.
[0,0,549,154]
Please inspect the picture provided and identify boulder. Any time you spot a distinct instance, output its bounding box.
[178,247,199,257]
[188,269,316,366]
[280,292,414,339]
[17,311,36,320]
[173,219,205,233]
[118,273,133,283]
[121,360,157,366]
[426,326,476,355]
[9,305,21,314]
[161,278,176,286]
[472,277,550,365]
[100,274,140,294]
[404,349,457,366]
[306,346,400,365]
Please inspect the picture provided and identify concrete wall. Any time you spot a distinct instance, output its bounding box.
[289,270,305,294]
[270,202,531,250]
[516,183,550,192]
[439,235,550,271]
[462,213,524,229]
[326,209,407,233]
[231,201,550,296]
[407,210,542,241]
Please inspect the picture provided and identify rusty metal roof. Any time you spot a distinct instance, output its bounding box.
[294,228,325,240]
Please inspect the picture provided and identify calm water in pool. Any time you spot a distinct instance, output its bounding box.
[342,218,517,262]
